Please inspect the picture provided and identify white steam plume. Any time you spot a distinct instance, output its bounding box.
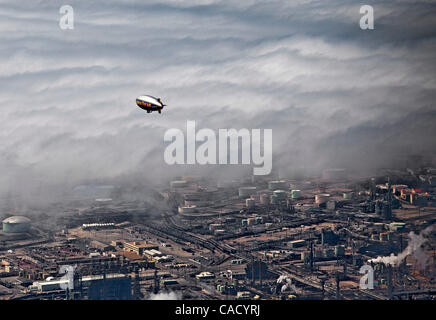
[277,275,298,293]
[148,291,181,300]
[368,224,435,268]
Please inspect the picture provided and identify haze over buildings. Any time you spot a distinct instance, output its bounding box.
[0,0,435,301]
[0,0,436,203]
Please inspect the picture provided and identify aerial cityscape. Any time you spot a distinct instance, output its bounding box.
[1,0,435,306]
[1,157,435,300]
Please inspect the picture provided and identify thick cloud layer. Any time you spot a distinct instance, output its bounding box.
[0,0,435,201]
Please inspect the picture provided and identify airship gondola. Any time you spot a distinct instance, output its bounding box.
[136,95,166,113]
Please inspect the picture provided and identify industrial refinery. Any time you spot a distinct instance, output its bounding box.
[0,163,435,300]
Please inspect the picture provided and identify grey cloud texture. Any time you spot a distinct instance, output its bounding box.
[0,0,435,202]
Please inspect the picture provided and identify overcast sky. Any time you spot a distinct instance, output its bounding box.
[0,0,435,200]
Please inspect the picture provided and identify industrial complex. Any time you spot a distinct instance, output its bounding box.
[0,162,435,300]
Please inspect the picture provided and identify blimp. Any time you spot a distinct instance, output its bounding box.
[136,95,166,113]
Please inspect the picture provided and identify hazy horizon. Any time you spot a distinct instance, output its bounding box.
[1,0,435,204]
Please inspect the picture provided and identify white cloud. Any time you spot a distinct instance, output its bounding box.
[0,0,435,200]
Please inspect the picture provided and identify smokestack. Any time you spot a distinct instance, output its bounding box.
[320,279,325,300]
[343,261,347,278]
[310,242,314,271]
[259,260,262,287]
[387,265,393,300]
[153,269,159,294]
[251,257,255,285]
[133,267,142,300]
[399,234,406,273]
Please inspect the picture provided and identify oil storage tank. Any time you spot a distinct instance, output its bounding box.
[268,180,287,191]
[2,216,31,233]
[170,180,188,188]
[291,190,301,199]
[178,205,197,214]
[260,194,270,205]
[315,193,330,205]
[273,190,288,200]
[239,187,256,198]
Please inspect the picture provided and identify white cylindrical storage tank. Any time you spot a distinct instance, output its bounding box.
[291,190,301,199]
[246,198,255,208]
[315,193,330,205]
[268,180,287,191]
[238,187,256,198]
[170,180,188,188]
[2,216,31,233]
[273,190,287,200]
[214,229,226,236]
[178,205,197,214]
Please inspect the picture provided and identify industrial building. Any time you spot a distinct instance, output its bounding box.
[123,241,159,255]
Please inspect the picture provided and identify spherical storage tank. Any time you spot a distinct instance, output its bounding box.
[2,216,31,233]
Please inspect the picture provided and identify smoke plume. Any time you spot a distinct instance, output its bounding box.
[368,224,435,268]
[147,291,181,300]
[277,275,298,293]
